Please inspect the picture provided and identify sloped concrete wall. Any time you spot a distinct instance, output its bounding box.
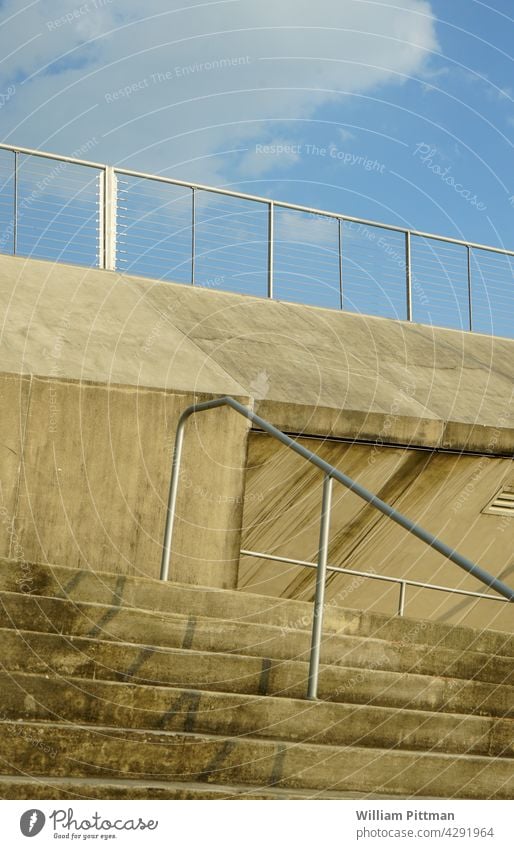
[239,433,513,631]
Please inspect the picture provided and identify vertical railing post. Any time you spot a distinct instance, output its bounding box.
[398,581,407,616]
[307,474,333,700]
[267,201,274,299]
[191,187,196,286]
[13,150,18,256]
[99,166,117,271]
[160,415,187,582]
[338,218,343,310]
[405,230,412,321]
[467,245,473,331]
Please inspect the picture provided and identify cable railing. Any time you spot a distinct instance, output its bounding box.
[1,141,513,337]
[159,396,514,701]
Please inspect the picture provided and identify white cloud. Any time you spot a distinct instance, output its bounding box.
[237,138,302,177]
[338,128,356,142]
[0,0,439,184]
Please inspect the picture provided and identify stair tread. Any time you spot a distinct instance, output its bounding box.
[1,589,510,685]
[2,670,512,759]
[1,719,505,761]
[1,558,512,799]
[1,626,512,718]
[1,721,512,798]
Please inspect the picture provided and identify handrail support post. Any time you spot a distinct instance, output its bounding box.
[405,230,413,321]
[267,201,274,298]
[191,187,196,286]
[338,219,343,310]
[13,150,19,256]
[467,245,473,331]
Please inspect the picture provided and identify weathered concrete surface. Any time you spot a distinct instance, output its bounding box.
[1,559,511,656]
[0,373,249,586]
[1,254,513,452]
[240,434,514,632]
[0,374,30,559]
[11,624,510,718]
[0,256,246,396]
[4,721,511,798]
[1,672,511,757]
[0,559,514,658]
[1,589,510,684]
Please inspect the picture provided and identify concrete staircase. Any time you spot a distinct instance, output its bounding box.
[0,559,512,800]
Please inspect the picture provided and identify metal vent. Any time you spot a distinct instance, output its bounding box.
[482,485,514,517]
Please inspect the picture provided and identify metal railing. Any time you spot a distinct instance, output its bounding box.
[159,396,514,701]
[240,550,511,617]
[1,142,513,337]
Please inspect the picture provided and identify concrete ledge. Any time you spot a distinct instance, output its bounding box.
[1,253,513,455]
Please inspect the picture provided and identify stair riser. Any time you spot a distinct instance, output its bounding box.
[2,630,512,718]
[2,560,512,655]
[1,674,511,758]
[1,593,509,685]
[0,725,511,799]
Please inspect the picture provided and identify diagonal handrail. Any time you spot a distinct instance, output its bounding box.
[160,396,514,700]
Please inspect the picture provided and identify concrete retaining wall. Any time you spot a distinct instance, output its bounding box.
[0,372,249,587]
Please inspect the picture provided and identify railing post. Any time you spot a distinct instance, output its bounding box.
[13,150,18,255]
[160,415,187,582]
[338,219,343,310]
[99,166,117,271]
[267,201,274,298]
[398,581,407,616]
[191,187,196,286]
[307,474,333,700]
[467,245,473,331]
[405,230,412,321]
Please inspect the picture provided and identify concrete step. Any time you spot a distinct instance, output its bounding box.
[2,628,512,717]
[0,721,511,798]
[1,590,510,686]
[0,775,409,800]
[2,558,512,655]
[2,672,512,758]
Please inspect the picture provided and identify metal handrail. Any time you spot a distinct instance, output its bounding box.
[2,141,514,333]
[240,550,511,618]
[160,396,514,700]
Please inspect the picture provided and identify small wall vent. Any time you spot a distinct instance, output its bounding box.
[482,485,514,517]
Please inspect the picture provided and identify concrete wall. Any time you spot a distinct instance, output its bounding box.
[0,254,513,620]
[1,253,513,455]
[239,433,513,632]
[0,372,250,588]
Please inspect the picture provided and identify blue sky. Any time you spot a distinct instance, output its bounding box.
[0,0,513,331]
[1,0,512,245]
